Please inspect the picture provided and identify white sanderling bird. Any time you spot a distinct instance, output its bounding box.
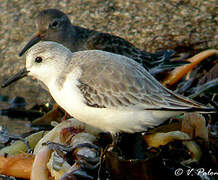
[2,41,215,134]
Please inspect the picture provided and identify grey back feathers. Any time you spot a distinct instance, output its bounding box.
[55,49,204,110]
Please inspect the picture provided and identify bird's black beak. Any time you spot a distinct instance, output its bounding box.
[19,32,41,56]
[1,68,29,88]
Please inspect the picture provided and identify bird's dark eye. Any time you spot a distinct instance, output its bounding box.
[35,57,42,63]
[50,20,58,28]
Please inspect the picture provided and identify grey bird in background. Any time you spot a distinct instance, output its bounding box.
[3,42,215,134]
[19,9,179,72]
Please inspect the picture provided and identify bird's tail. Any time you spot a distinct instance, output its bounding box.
[140,50,190,75]
[138,49,175,68]
[144,107,217,113]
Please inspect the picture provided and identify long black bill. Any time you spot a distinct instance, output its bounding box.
[1,68,29,88]
[19,32,41,56]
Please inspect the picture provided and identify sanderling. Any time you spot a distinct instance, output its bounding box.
[2,41,215,134]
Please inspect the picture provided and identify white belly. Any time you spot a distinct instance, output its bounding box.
[49,79,180,134]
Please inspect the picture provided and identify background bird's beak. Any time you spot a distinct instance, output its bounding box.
[19,32,41,56]
[1,68,29,88]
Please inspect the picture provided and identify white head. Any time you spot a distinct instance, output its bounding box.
[25,41,73,85]
[1,41,73,88]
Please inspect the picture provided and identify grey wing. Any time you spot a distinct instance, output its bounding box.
[77,52,203,110]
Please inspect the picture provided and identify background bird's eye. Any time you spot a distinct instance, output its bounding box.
[35,57,42,63]
[50,20,58,28]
